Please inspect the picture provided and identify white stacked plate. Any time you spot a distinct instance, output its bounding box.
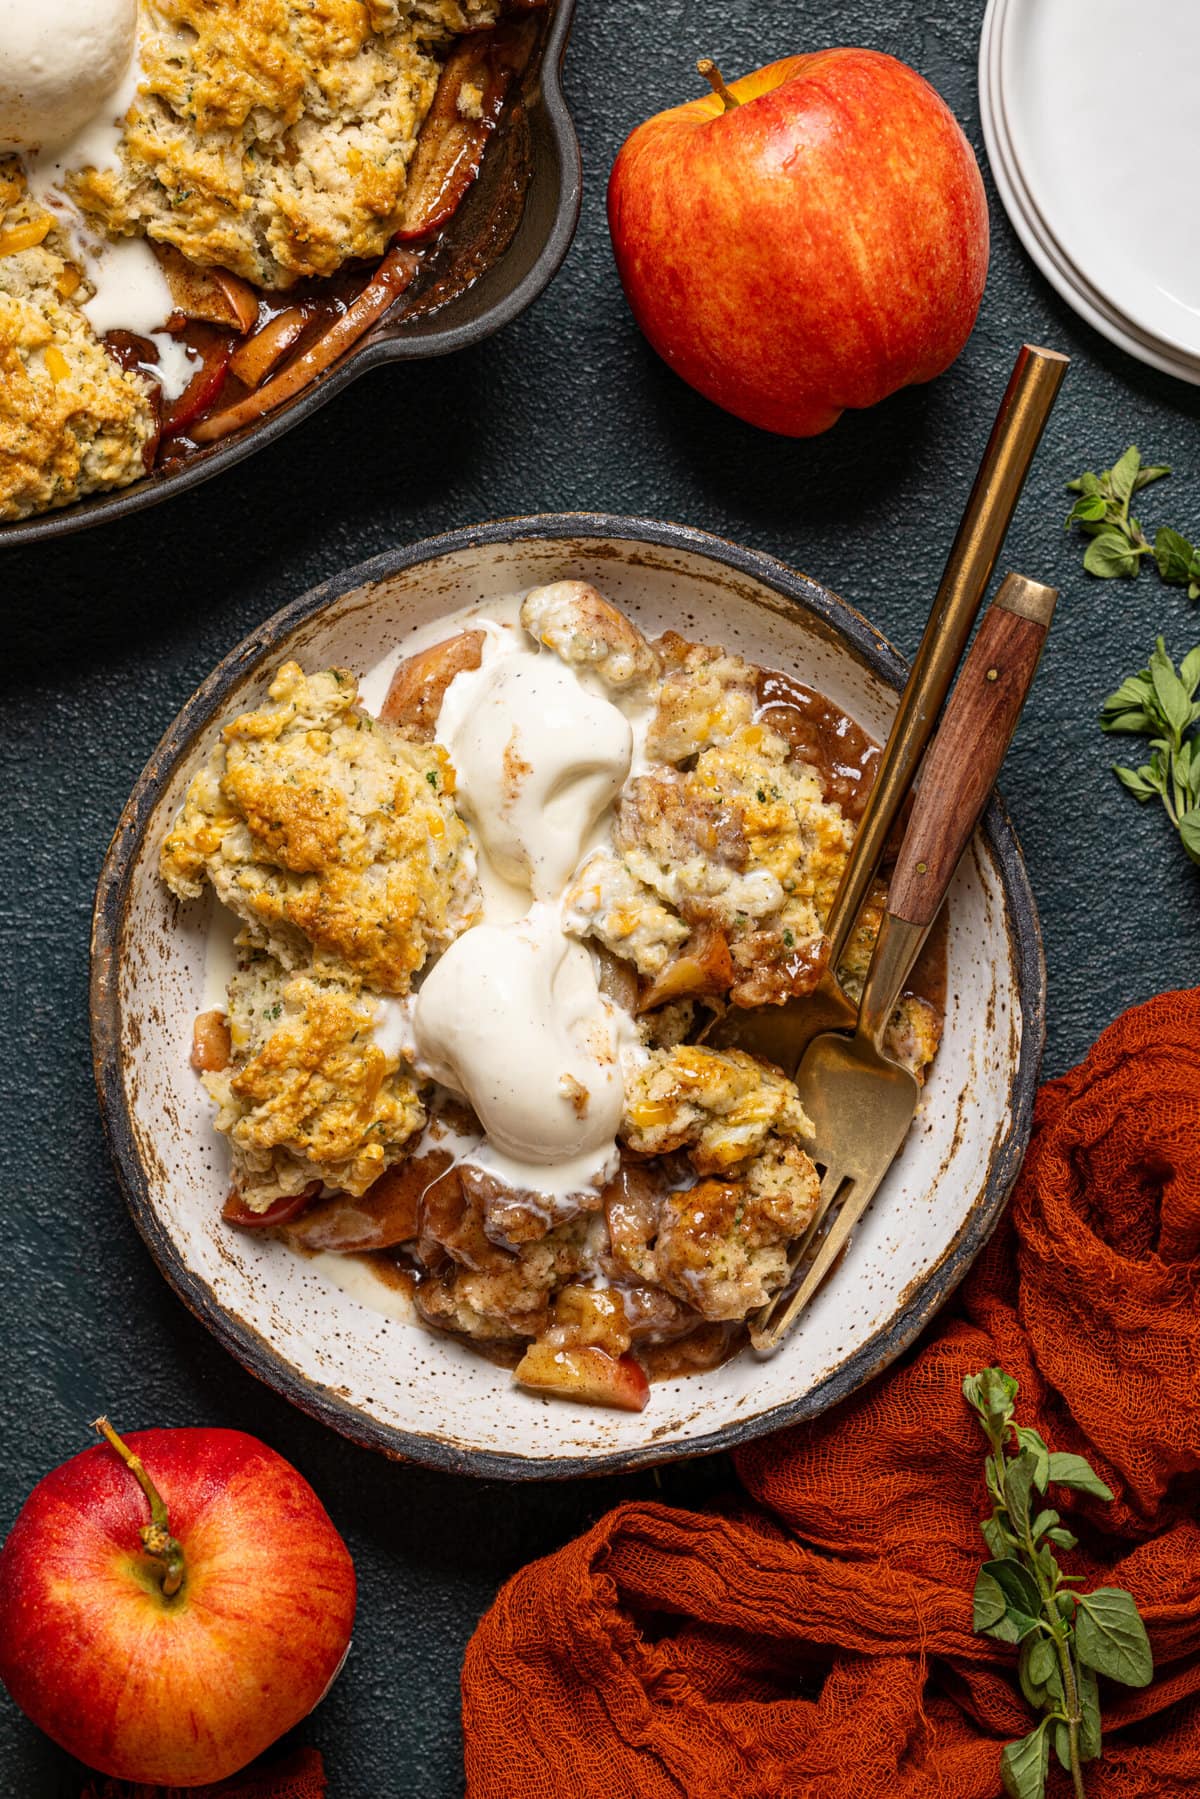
[980,0,1200,386]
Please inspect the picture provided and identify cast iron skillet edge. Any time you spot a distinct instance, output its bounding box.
[1,0,582,550]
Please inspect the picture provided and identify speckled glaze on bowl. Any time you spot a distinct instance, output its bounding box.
[1,1,580,549]
[91,516,1045,1480]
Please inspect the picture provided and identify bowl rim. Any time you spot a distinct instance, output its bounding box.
[90,512,1047,1481]
[0,0,582,551]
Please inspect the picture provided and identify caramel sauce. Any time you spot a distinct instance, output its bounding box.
[358,1252,415,1295]
[157,273,365,465]
[641,1323,742,1382]
[755,668,880,824]
[754,664,947,1016]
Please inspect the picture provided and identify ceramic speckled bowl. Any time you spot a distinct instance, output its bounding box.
[91,516,1045,1479]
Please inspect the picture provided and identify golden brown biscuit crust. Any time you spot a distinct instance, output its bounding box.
[75,0,499,287]
[0,163,157,522]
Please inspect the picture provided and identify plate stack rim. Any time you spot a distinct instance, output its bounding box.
[979,0,1200,387]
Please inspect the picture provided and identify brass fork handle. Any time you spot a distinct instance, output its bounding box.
[822,344,1069,974]
[858,571,1058,1047]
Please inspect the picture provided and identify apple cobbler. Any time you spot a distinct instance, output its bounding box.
[161,584,942,1409]
[1,0,542,521]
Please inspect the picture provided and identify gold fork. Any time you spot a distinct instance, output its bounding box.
[750,570,1058,1353]
[709,343,1068,1076]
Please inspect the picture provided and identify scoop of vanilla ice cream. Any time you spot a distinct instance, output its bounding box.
[438,642,633,903]
[0,0,137,152]
[411,906,628,1196]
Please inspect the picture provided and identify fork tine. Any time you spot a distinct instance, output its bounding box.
[747,1161,848,1349]
[752,1169,884,1352]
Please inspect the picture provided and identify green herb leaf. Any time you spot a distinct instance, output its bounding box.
[982,1558,1043,1640]
[982,1514,1012,1560]
[1066,446,1197,592]
[1028,1636,1056,1687]
[1103,705,1156,736]
[1076,1588,1154,1687]
[1101,669,1156,716]
[1083,531,1141,578]
[973,1566,1010,1633]
[1155,525,1198,586]
[1015,1426,1051,1492]
[1030,1508,1060,1542]
[1113,763,1160,800]
[964,1366,1018,1434]
[1150,638,1193,736]
[1046,1526,1079,1551]
[1101,639,1200,862]
[1066,492,1108,527]
[1054,1719,1073,1775]
[1077,1658,1103,1761]
[1004,1454,1038,1538]
[1001,1720,1050,1799]
[1046,1452,1114,1500]
[1019,1634,1063,1709]
[1108,445,1142,507]
[1177,809,1200,863]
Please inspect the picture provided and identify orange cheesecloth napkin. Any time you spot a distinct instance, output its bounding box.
[462,989,1200,1798]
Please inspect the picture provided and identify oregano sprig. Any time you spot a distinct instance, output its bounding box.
[1100,638,1200,864]
[1065,446,1200,595]
[964,1368,1153,1799]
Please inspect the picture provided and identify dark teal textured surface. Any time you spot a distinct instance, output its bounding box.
[1,1,1197,1793]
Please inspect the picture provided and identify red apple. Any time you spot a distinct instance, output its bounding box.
[608,49,989,436]
[0,1420,355,1787]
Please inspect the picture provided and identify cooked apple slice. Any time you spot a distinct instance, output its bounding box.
[552,1285,632,1356]
[162,328,233,438]
[191,246,419,444]
[380,631,484,739]
[227,305,314,390]
[604,1160,662,1284]
[222,1184,320,1229]
[417,1163,497,1270]
[395,19,538,241]
[639,927,734,1010]
[595,946,640,1014]
[156,245,259,334]
[284,1152,453,1254]
[514,1342,650,1412]
[190,1009,231,1073]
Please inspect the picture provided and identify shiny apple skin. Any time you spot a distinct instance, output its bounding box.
[608,49,989,437]
[0,1428,356,1787]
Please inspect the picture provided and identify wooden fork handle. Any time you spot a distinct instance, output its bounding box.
[886,572,1058,929]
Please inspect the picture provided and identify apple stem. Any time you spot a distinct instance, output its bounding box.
[696,57,740,112]
[94,1417,186,1599]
